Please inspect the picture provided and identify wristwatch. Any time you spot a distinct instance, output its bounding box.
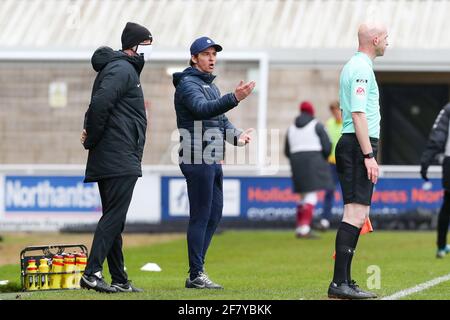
[364,152,374,159]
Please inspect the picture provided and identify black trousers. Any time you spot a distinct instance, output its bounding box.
[437,190,450,249]
[84,176,138,283]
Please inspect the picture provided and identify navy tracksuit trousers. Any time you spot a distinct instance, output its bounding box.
[180,163,223,279]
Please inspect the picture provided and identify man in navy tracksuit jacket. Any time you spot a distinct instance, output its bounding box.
[173,37,255,289]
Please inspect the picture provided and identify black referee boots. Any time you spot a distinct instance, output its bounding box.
[348,280,377,298]
[328,281,377,299]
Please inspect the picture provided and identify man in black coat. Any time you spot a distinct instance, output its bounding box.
[79,22,152,293]
[421,102,450,258]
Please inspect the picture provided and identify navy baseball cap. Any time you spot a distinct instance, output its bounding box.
[190,37,223,56]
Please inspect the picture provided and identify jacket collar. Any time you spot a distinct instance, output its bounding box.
[355,51,373,68]
[185,67,216,84]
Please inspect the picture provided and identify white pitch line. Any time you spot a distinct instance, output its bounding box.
[382,273,450,300]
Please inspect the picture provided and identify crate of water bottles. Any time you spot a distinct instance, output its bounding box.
[20,244,89,291]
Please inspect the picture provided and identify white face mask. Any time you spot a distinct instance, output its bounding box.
[137,44,153,61]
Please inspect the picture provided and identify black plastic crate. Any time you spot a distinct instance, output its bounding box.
[20,244,88,291]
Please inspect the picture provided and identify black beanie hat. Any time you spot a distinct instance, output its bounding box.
[121,22,152,50]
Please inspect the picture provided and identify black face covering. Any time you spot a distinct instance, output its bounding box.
[126,53,145,75]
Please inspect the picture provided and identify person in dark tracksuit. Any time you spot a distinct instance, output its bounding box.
[173,36,255,289]
[421,102,450,258]
[80,22,152,293]
[284,101,333,239]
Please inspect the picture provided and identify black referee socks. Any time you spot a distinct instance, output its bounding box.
[332,222,361,285]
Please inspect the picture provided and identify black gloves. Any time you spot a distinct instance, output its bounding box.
[420,163,429,181]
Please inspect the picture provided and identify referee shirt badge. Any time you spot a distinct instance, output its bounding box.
[356,87,366,95]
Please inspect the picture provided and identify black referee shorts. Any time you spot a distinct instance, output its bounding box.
[335,133,379,206]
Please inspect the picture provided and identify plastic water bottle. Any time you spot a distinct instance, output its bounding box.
[26,259,38,291]
[74,253,87,288]
[62,254,76,289]
[38,258,50,290]
[49,255,64,289]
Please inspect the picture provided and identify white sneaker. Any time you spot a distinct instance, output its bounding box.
[295,225,311,236]
[185,272,223,289]
[320,219,330,229]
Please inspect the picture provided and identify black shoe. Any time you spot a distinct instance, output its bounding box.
[111,280,143,292]
[349,280,377,298]
[80,274,117,293]
[328,282,372,299]
[185,272,223,289]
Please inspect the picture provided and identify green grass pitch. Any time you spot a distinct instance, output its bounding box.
[0,230,449,300]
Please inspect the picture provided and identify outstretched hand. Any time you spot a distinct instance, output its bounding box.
[237,128,254,146]
[234,80,256,102]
